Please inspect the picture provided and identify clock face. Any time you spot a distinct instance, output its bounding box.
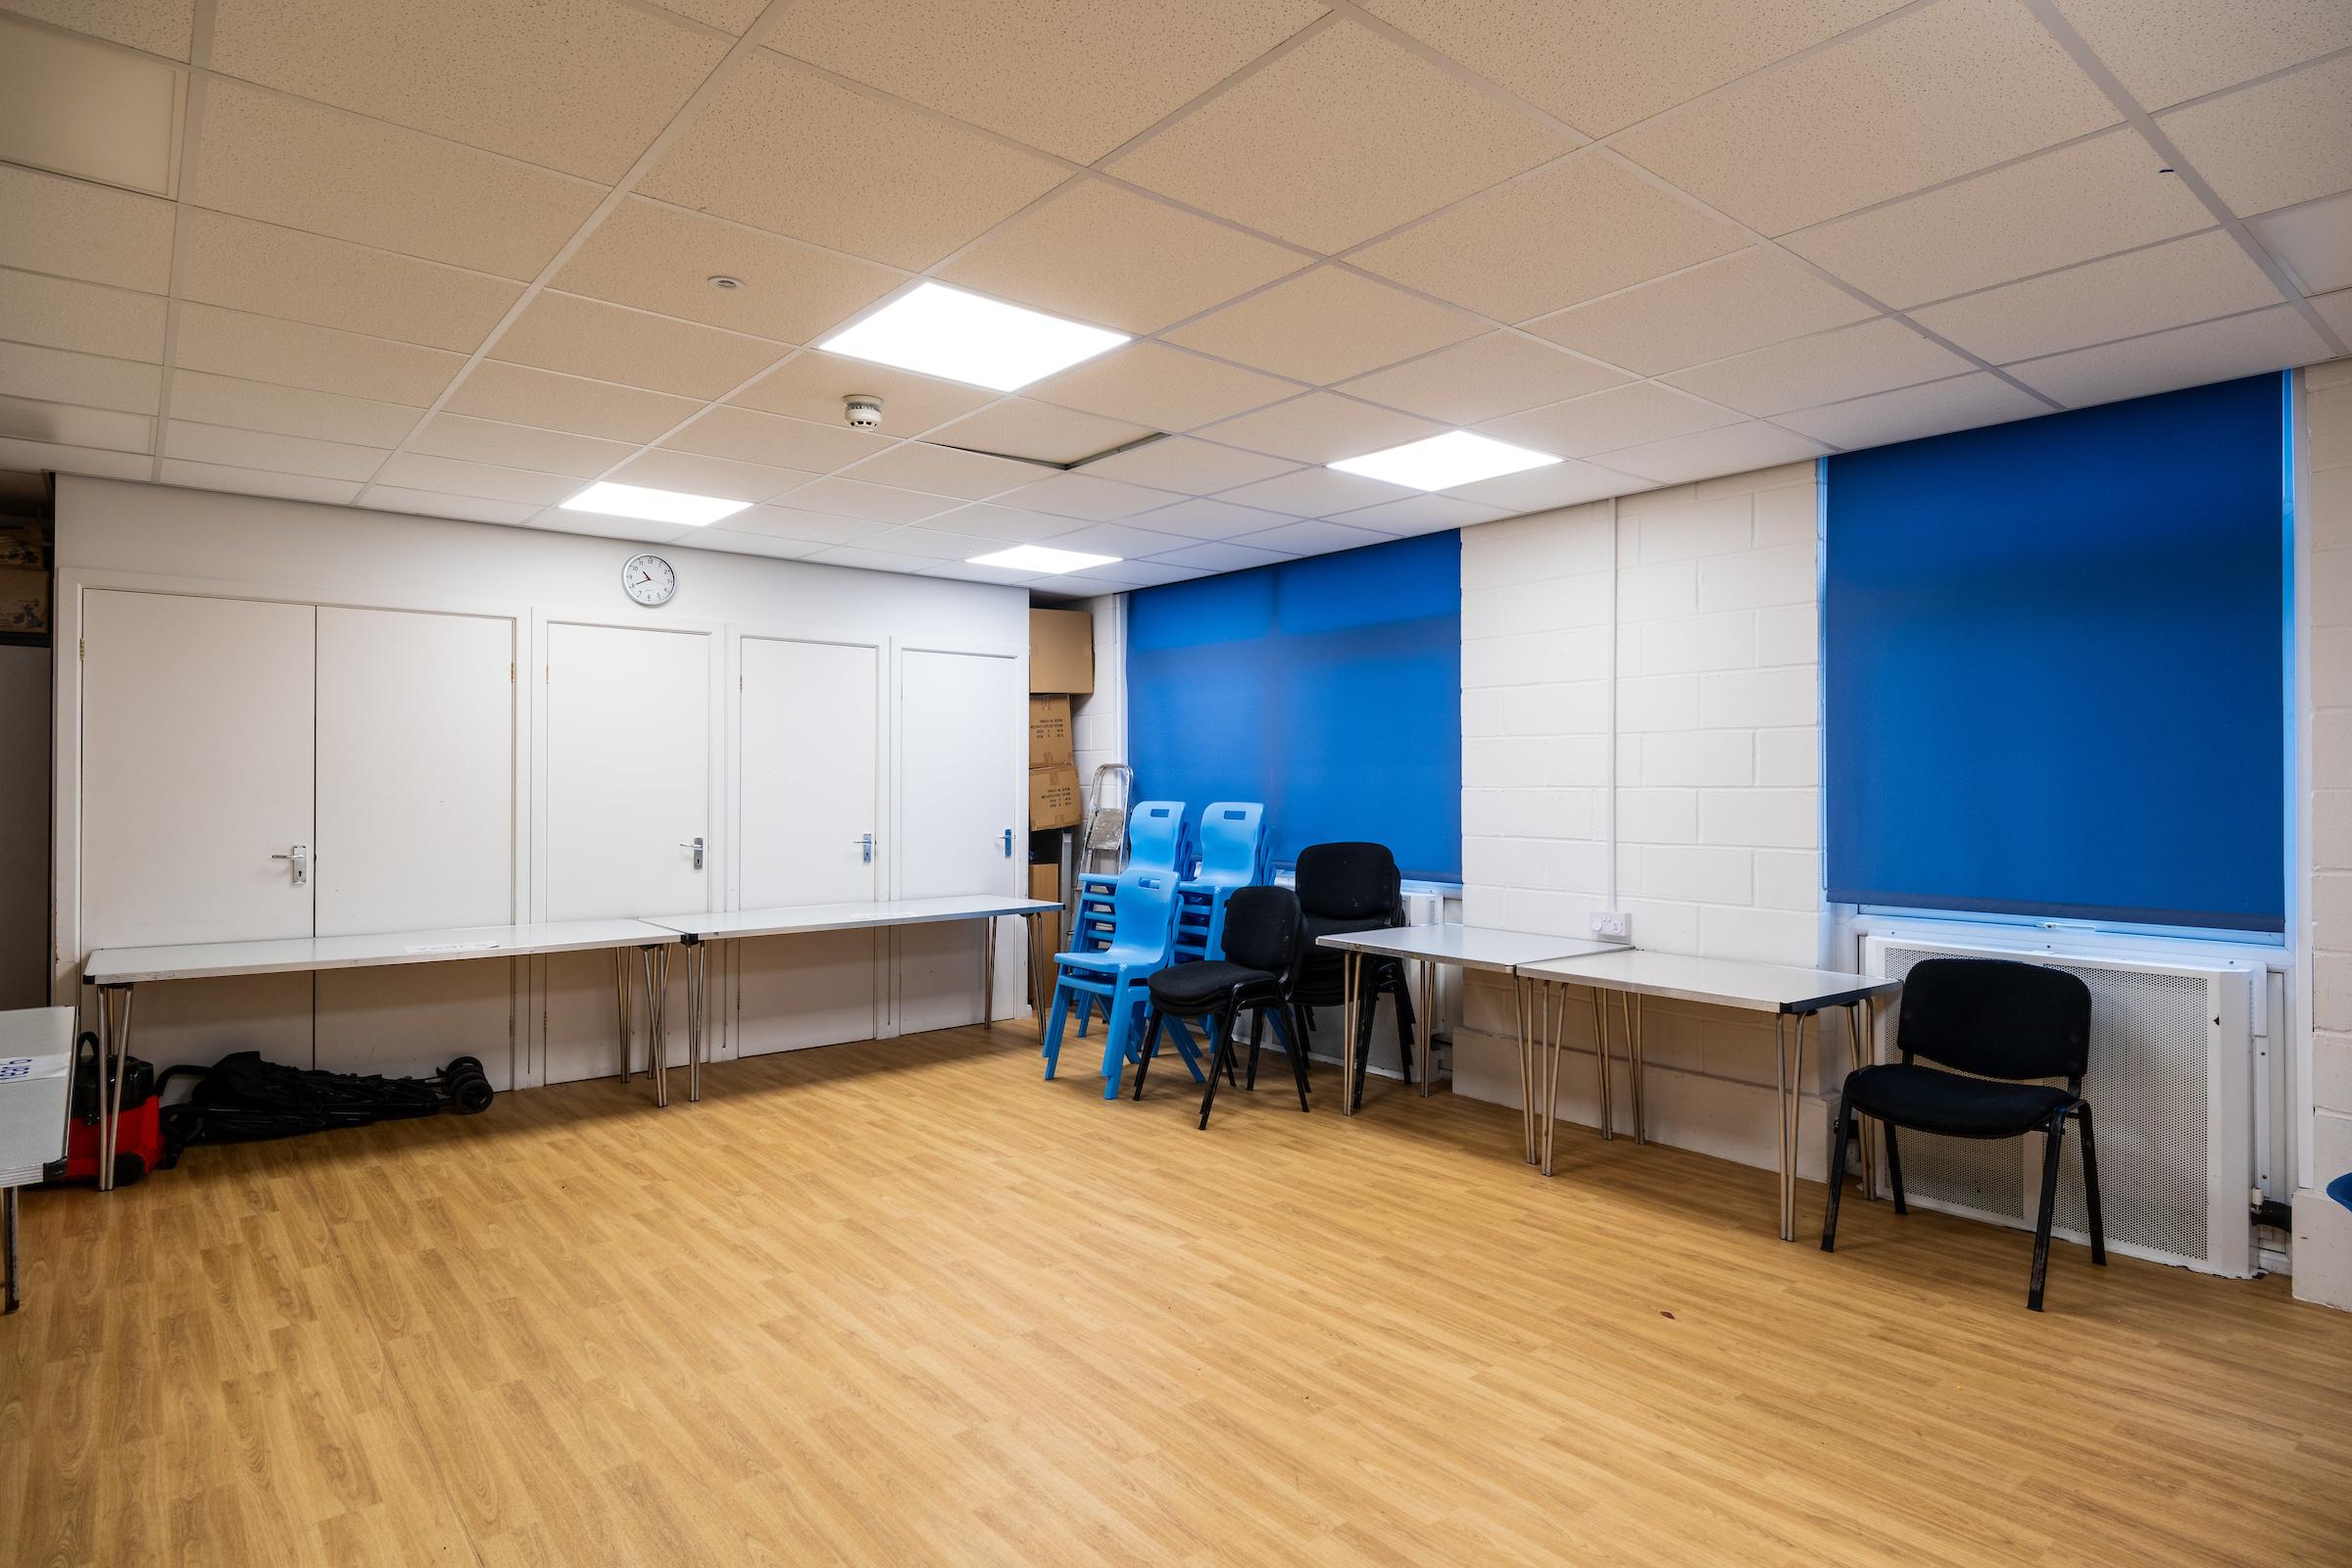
[622,553,675,607]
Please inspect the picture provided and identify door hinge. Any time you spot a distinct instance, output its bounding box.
[78,638,85,662]
[509,662,514,683]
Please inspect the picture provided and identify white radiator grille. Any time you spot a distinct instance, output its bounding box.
[1864,935,2252,1277]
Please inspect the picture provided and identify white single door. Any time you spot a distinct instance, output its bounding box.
[895,647,1023,1031]
[81,590,317,948]
[734,636,882,1054]
[315,607,517,1085]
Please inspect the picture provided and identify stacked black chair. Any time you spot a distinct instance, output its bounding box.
[1292,842,1417,1110]
[1131,885,1308,1129]
[1822,956,2105,1311]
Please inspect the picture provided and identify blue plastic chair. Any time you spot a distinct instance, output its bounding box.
[1041,869,1187,1099]
[1071,802,1190,1034]
[1174,803,1267,962]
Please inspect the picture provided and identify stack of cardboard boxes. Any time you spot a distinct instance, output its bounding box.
[1027,607,1092,959]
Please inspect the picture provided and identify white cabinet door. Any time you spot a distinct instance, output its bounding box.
[735,636,882,1054]
[544,621,711,920]
[80,590,317,948]
[894,647,1023,1031]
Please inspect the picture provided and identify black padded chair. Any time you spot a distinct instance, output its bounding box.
[1291,842,1417,1110]
[1132,886,1308,1129]
[1823,956,2105,1311]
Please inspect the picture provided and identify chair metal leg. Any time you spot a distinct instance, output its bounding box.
[1132,1010,1166,1101]
[1884,1123,1907,1215]
[2077,1102,2107,1266]
[1288,1004,1312,1111]
[2028,1116,2068,1311]
[1391,961,1416,1088]
[1198,1003,1238,1129]
[1821,1091,1855,1252]
[1246,1007,1266,1091]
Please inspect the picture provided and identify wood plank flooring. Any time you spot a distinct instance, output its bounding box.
[4,1022,2349,1566]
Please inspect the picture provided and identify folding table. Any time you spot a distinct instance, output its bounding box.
[1,1006,73,1311]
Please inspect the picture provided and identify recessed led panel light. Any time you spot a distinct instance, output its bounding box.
[1328,430,1561,492]
[966,544,1120,574]
[818,281,1129,392]
[561,480,751,527]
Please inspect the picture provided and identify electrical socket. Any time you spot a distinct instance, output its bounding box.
[1591,910,1631,942]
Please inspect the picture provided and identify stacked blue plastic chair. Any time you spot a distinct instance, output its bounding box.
[1173,803,1268,962]
[1070,802,1192,1035]
[1041,866,1185,1099]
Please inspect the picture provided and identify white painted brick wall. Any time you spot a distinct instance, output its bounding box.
[1457,462,1842,1175]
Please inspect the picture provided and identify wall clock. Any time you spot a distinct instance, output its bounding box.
[622,553,675,607]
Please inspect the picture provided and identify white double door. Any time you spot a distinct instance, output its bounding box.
[79,591,514,1076]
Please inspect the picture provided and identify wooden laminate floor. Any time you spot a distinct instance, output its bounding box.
[4,1022,2349,1566]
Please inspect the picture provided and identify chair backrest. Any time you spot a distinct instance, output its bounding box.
[1110,868,1180,953]
[1896,957,2091,1083]
[1195,803,1265,883]
[1219,886,1303,984]
[1294,841,1400,922]
[1125,801,1188,873]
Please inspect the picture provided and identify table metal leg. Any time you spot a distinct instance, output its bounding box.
[4,1187,19,1314]
[1340,951,1359,1117]
[1590,985,1614,1144]
[640,946,669,1108]
[614,947,632,1084]
[1416,956,1437,1099]
[1773,1010,1811,1242]
[99,985,132,1194]
[685,938,705,1103]
[1512,975,1533,1159]
[1542,981,1571,1176]
[1850,999,1875,1202]
[1625,992,1646,1146]
[982,915,998,1029]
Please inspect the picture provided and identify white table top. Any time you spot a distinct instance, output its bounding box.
[1515,949,1900,1012]
[1,1006,74,1187]
[644,895,1060,942]
[85,918,679,986]
[1315,922,1625,974]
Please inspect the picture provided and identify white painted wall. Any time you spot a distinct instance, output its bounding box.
[51,474,1031,1088]
[1454,461,1850,1174]
[1069,593,1125,802]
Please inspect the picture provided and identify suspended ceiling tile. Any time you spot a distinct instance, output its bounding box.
[840,522,1004,561]
[1780,128,2211,308]
[2306,288,2352,340]
[638,53,1068,270]
[996,470,1178,522]
[0,267,167,361]
[647,0,764,30]
[0,0,196,59]
[173,303,464,406]
[804,542,947,572]
[1145,539,1296,572]
[769,0,1328,164]
[731,350,996,432]
[928,398,1153,465]
[0,393,150,452]
[1197,390,1442,465]
[1524,248,1876,377]
[1163,267,1482,386]
[178,209,522,353]
[170,370,424,448]
[1336,332,1629,426]
[157,458,360,505]
[786,475,964,523]
[165,418,387,481]
[614,446,817,502]
[917,502,1087,543]
[1662,318,1968,416]
[554,198,902,346]
[0,19,181,195]
[1588,420,1831,485]
[1034,518,1199,559]
[408,412,636,477]
[1076,434,1298,493]
[518,505,679,541]
[2050,0,2352,111]
[1611,0,2119,235]
[1482,380,1741,458]
[922,557,1045,585]
[0,162,174,293]
[1054,560,1211,588]
[1358,0,1904,137]
[724,503,897,546]
[0,434,150,478]
[2157,54,2352,218]
[2253,191,2352,297]
[1776,370,2049,449]
[1353,155,1747,322]
[491,292,783,400]
[937,179,1307,335]
[1121,496,1297,540]
[0,340,162,414]
[1449,457,1644,512]
[1106,19,1571,254]
[374,450,579,505]
[663,403,887,474]
[193,80,602,280]
[444,360,701,444]
[360,484,543,524]
[681,526,827,561]
[1029,342,1298,432]
[209,0,727,183]
[836,441,1039,501]
[1226,516,1394,556]
[2002,305,2329,408]
[1329,493,1508,533]
[1216,464,1412,516]
[1911,228,2283,365]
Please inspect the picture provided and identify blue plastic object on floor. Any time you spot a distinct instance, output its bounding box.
[2329,1171,2352,1213]
[1041,868,1183,1099]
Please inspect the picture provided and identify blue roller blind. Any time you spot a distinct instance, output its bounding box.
[1825,373,2287,933]
[1126,531,1461,881]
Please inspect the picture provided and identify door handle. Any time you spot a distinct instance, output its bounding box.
[1002,828,1013,858]
[858,833,874,864]
[270,844,310,887]
[679,836,705,870]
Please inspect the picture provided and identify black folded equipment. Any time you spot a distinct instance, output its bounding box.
[158,1051,494,1157]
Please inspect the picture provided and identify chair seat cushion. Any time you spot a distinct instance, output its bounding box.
[1845,1062,2077,1138]
[1148,959,1275,1011]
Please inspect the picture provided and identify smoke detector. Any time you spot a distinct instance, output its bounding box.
[844,394,884,430]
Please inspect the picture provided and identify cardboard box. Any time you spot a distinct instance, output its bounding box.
[1027,694,1073,768]
[1028,861,1058,903]
[1030,608,1093,694]
[1028,764,1080,831]
[0,566,47,636]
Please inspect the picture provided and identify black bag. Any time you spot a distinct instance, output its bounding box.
[160,1053,494,1154]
